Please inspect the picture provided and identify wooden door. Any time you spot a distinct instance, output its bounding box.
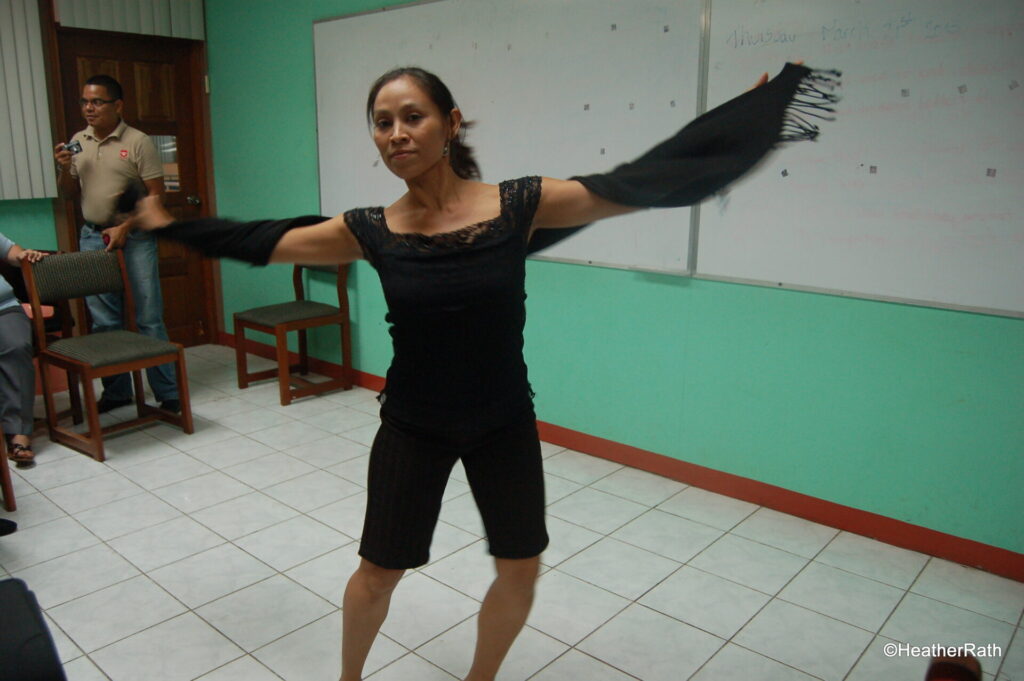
[56,27,218,346]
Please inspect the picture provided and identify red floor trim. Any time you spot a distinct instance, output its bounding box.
[218,334,1023,582]
[536,422,1023,582]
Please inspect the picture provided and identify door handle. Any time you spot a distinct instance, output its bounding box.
[186,194,201,206]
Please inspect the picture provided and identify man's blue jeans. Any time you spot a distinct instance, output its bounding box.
[80,224,178,403]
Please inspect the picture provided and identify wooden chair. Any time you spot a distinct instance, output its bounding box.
[234,264,353,406]
[0,427,14,512]
[21,250,193,462]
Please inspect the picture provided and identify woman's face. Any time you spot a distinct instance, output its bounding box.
[371,76,460,179]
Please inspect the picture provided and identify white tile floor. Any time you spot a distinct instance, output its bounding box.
[2,344,1022,681]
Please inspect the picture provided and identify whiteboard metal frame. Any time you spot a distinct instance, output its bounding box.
[692,272,1023,319]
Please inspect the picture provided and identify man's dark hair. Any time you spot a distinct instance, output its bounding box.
[84,74,123,101]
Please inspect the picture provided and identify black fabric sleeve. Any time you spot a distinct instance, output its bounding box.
[342,208,380,269]
[155,215,329,266]
[501,176,542,244]
[527,63,840,255]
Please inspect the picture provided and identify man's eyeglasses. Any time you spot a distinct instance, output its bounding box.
[79,98,117,108]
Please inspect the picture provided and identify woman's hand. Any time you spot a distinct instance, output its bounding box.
[15,249,47,264]
[131,195,175,231]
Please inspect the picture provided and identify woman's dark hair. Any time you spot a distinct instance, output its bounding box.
[366,66,480,180]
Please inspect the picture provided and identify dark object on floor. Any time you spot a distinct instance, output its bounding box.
[160,399,181,414]
[0,578,68,681]
[925,654,982,681]
[0,518,16,536]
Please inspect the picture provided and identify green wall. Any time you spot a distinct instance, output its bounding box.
[0,199,59,250]
[206,0,1023,554]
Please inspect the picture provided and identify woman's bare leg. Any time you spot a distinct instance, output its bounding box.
[464,556,541,681]
[339,559,405,681]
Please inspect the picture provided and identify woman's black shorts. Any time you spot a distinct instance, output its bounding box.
[358,413,549,570]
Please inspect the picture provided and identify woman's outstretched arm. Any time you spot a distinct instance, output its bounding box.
[531,177,637,234]
[131,195,363,265]
[269,214,363,264]
[527,63,836,254]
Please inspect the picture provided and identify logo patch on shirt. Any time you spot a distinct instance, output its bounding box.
[120,149,128,159]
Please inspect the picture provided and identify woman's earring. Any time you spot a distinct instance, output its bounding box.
[443,141,450,157]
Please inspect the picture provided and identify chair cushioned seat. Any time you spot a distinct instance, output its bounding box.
[235,300,340,326]
[47,330,178,367]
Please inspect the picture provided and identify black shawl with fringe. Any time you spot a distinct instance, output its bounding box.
[153,63,839,264]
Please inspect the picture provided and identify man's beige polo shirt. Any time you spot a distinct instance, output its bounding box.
[68,119,163,226]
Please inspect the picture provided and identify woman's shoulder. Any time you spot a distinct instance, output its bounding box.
[343,206,384,222]
[498,176,543,216]
[498,176,541,190]
[342,206,386,239]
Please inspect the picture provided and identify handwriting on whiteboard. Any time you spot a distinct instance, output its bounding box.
[726,12,960,49]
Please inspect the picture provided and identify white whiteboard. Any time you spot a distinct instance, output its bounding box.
[700,0,1024,316]
[314,0,703,274]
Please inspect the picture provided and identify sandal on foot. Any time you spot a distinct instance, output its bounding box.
[7,442,36,469]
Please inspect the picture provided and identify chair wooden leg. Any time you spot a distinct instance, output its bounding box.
[80,372,105,462]
[235,320,249,389]
[0,432,15,512]
[275,328,292,406]
[67,371,83,424]
[37,356,60,436]
[340,321,354,389]
[132,370,146,413]
[174,350,194,434]
[298,329,309,375]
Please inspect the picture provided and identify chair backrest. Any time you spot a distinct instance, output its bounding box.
[294,264,350,312]
[22,250,132,349]
[28,251,124,304]
[0,250,68,335]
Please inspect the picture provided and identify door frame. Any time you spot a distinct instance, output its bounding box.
[38,0,223,343]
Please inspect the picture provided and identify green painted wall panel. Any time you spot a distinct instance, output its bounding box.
[0,199,59,250]
[203,0,1024,554]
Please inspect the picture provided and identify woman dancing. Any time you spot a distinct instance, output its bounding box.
[132,62,837,681]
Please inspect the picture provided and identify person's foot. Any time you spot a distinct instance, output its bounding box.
[160,399,181,414]
[0,518,17,536]
[97,395,132,413]
[6,435,35,469]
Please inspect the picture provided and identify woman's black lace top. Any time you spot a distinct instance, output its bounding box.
[345,176,542,436]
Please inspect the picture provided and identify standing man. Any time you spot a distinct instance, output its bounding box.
[54,74,179,413]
